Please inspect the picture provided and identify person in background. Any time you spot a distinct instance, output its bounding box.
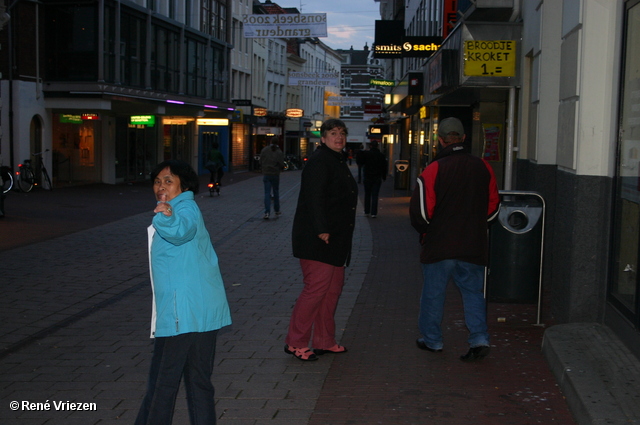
[136,160,232,425]
[355,144,367,184]
[206,142,225,186]
[285,119,358,361]
[409,117,500,362]
[259,137,285,219]
[362,140,388,218]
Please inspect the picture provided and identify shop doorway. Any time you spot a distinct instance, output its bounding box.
[163,122,193,162]
[115,117,156,182]
[610,0,640,330]
[52,114,101,186]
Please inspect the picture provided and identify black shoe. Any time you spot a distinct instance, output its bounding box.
[416,338,442,353]
[460,345,490,362]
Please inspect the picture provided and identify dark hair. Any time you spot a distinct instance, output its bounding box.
[151,160,200,194]
[320,118,348,138]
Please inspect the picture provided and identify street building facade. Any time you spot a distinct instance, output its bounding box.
[0,0,235,186]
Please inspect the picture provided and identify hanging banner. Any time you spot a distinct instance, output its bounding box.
[327,96,362,107]
[242,14,327,38]
[288,71,339,87]
[482,123,502,162]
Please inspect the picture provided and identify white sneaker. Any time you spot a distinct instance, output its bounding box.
[371,215,376,218]
[275,211,282,216]
[263,213,269,219]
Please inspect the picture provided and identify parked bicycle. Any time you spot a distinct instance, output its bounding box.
[1,164,13,194]
[283,154,303,171]
[16,150,53,192]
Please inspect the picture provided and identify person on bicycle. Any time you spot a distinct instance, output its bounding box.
[206,142,225,186]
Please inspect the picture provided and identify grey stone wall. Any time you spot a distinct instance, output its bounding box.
[515,159,611,323]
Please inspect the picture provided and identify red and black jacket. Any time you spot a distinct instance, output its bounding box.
[410,143,500,265]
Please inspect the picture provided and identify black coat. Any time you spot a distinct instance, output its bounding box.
[363,148,388,182]
[292,145,358,267]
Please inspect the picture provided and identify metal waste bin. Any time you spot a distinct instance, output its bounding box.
[487,191,545,306]
[394,160,409,190]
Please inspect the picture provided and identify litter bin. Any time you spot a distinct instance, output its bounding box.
[487,191,545,304]
[394,160,409,190]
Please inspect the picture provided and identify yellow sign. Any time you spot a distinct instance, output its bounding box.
[464,40,516,77]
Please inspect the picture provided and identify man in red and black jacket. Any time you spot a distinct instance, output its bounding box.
[410,117,500,362]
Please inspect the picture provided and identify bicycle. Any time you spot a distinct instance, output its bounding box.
[206,163,222,197]
[16,150,53,192]
[1,165,13,193]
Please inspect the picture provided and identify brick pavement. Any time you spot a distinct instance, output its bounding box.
[309,179,576,425]
[0,170,369,424]
[0,167,577,424]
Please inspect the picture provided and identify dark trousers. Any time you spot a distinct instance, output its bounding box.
[135,330,219,425]
[206,165,224,184]
[363,179,382,215]
[263,174,280,214]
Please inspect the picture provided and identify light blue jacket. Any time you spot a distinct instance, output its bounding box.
[148,190,231,338]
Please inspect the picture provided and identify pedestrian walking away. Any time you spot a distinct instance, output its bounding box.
[409,117,500,362]
[362,140,388,217]
[285,118,358,361]
[260,137,285,219]
[355,145,366,183]
[136,160,232,425]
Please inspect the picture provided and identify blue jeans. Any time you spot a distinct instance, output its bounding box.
[363,179,381,215]
[135,330,219,425]
[419,260,489,350]
[263,174,280,214]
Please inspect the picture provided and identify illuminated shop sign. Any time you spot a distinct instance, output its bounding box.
[254,107,268,117]
[130,115,155,126]
[197,118,230,126]
[285,108,304,118]
[82,113,100,120]
[60,114,82,124]
[442,0,458,39]
[402,37,442,58]
[374,21,442,59]
[373,20,403,58]
[369,125,390,135]
[370,79,395,87]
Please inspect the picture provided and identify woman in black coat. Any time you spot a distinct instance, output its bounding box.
[285,119,358,361]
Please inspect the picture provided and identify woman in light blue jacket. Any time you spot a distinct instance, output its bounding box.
[136,160,231,425]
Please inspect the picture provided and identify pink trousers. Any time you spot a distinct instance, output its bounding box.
[285,259,345,349]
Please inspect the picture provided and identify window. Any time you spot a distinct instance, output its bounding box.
[186,37,207,96]
[44,3,98,81]
[201,0,227,41]
[151,25,180,92]
[120,13,147,87]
